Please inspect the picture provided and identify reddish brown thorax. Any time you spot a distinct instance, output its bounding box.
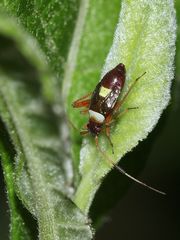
[87,63,126,136]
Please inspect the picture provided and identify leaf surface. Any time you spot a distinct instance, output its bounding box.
[69,0,176,214]
[0,124,36,240]
[1,0,80,102]
[0,15,92,240]
[65,0,121,186]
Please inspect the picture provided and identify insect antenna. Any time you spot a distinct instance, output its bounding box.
[95,136,166,195]
[105,134,114,154]
[68,119,89,136]
[80,129,89,136]
[113,164,166,195]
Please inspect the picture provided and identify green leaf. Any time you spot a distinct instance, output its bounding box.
[1,0,80,102]
[0,15,92,240]
[69,0,176,214]
[65,0,121,186]
[0,121,37,240]
[0,0,177,238]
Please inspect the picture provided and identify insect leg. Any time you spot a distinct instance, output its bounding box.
[115,107,138,120]
[94,135,166,195]
[117,72,146,109]
[72,92,92,108]
[106,107,138,126]
[72,99,91,108]
[105,114,114,154]
[80,109,89,115]
[105,73,145,126]
[80,124,89,136]
[68,118,88,136]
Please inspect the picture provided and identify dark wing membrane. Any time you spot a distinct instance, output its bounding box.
[89,82,103,112]
[90,83,121,116]
[101,86,120,116]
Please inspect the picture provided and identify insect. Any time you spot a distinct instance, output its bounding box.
[72,63,165,195]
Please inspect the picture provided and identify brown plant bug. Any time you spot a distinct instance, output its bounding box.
[72,63,166,195]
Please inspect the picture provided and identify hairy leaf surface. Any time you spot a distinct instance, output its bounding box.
[1,0,80,102]
[71,0,176,213]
